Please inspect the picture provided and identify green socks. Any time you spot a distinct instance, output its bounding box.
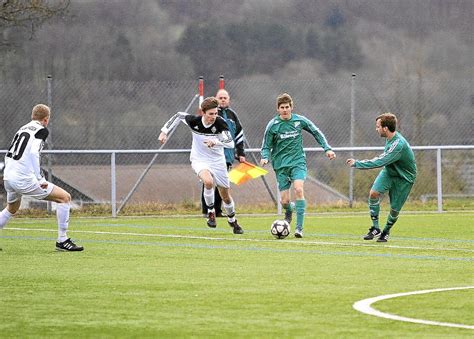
[295,199,306,231]
[282,203,293,213]
[368,198,380,229]
[369,196,399,234]
[384,209,399,234]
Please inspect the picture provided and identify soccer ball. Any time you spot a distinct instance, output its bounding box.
[271,220,290,239]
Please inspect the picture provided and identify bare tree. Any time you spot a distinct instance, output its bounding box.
[1,0,69,46]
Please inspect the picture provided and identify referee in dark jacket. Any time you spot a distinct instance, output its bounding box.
[201,89,246,216]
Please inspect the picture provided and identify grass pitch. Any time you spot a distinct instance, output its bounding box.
[1,212,473,338]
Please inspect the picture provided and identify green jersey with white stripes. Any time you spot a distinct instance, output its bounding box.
[354,132,417,183]
[260,113,332,170]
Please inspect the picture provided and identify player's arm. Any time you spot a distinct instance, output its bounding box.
[32,128,49,185]
[204,118,234,149]
[303,117,332,151]
[159,111,188,144]
[232,111,246,160]
[302,117,336,160]
[260,120,274,166]
[350,140,403,169]
[214,130,235,149]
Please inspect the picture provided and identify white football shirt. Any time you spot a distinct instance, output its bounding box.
[4,120,49,183]
[161,112,234,166]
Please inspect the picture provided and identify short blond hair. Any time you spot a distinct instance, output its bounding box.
[32,104,50,121]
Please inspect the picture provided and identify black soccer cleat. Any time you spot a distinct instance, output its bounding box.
[228,219,244,234]
[363,227,381,240]
[207,210,217,228]
[377,231,389,242]
[56,238,84,252]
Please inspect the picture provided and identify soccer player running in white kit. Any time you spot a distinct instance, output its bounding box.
[159,97,244,234]
[0,104,83,251]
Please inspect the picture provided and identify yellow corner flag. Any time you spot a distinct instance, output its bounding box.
[228,161,268,185]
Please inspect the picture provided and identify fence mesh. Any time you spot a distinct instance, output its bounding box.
[1,77,473,214]
[2,76,473,149]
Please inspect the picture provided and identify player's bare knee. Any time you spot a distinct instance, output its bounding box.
[369,190,380,199]
[203,180,214,189]
[55,191,71,204]
[294,187,304,198]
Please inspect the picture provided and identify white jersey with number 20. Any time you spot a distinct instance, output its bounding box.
[4,120,49,184]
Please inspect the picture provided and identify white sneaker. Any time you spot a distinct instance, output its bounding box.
[294,228,303,238]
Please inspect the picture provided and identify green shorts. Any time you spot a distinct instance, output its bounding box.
[372,169,414,211]
[275,164,307,191]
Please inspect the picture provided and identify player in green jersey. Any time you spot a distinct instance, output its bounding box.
[260,93,336,238]
[346,112,417,242]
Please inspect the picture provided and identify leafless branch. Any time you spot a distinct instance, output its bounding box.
[0,0,69,47]
[0,0,70,28]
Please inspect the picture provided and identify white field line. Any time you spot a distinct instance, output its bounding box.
[10,210,474,221]
[5,227,474,253]
[353,286,474,329]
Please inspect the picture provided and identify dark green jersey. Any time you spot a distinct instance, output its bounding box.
[260,113,332,170]
[354,132,417,183]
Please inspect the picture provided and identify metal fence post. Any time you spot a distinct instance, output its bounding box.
[46,75,53,215]
[116,94,199,215]
[111,152,116,217]
[349,73,356,207]
[436,148,443,212]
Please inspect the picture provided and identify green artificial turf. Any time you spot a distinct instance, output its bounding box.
[1,212,473,338]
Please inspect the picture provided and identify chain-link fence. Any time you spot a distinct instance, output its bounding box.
[1,76,473,214]
[1,147,472,215]
[2,76,473,149]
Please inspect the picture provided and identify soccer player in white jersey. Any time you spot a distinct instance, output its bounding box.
[159,97,244,234]
[0,104,83,251]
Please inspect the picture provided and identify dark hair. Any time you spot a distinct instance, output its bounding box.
[201,97,219,113]
[376,112,397,132]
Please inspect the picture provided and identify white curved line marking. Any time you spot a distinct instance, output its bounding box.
[353,286,474,329]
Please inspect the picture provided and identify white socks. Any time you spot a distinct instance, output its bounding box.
[203,187,215,209]
[0,204,72,243]
[0,208,13,229]
[56,203,70,242]
[223,199,236,222]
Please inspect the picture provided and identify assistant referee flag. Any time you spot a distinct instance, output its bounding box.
[228,161,268,185]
